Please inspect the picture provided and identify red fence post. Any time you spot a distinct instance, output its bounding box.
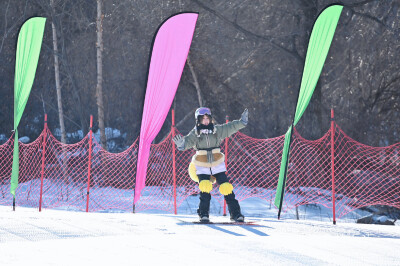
[39,114,48,212]
[223,115,229,216]
[331,109,336,225]
[86,115,93,212]
[171,109,177,215]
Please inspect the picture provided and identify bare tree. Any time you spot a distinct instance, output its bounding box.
[1,0,400,148]
[0,0,27,54]
[96,0,106,149]
[50,0,66,144]
[187,55,203,107]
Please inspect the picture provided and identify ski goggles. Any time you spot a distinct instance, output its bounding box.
[195,107,212,118]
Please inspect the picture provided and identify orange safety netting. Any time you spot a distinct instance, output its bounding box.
[0,120,399,218]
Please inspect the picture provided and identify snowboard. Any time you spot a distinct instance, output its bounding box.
[179,218,258,226]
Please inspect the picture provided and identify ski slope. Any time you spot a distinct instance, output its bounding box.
[1,197,399,266]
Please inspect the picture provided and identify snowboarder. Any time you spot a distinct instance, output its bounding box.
[172,107,249,222]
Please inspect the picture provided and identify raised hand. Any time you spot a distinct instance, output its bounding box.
[240,108,248,125]
[172,134,185,149]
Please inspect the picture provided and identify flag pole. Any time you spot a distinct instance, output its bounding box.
[277,127,293,219]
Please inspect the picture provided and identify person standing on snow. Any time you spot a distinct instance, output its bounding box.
[172,107,249,222]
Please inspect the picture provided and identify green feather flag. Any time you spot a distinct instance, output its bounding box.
[10,17,46,199]
[274,5,343,217]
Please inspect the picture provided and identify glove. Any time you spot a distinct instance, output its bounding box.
[240,108,248,125]
[172,134,185,150]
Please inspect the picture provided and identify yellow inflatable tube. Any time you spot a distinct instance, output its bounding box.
[188,162,216,184]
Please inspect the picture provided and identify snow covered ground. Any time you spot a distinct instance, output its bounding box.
[1,197,400,266]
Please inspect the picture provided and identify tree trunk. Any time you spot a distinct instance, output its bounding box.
[187,55,203,107]
[51,0,66,144]
[51,0,69,198]
[96,0,106,150]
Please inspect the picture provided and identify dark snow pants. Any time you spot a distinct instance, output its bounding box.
[197,172,241,218]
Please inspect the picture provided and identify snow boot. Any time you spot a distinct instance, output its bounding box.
[230,213,245,222]
[197,192,211,222]
[225,192,244,222]
[199,215,210,223]
[197,209,210,223]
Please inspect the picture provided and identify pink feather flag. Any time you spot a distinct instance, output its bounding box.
[134,13,198,203]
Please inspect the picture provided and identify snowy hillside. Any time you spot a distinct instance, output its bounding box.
[1,197,400,266]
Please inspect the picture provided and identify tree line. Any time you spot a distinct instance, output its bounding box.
[0,0,399,151]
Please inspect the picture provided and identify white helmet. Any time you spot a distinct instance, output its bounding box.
[195,107,212,120]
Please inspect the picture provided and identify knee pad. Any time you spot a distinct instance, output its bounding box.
[219,182,233,195]
[199,180,213,193]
